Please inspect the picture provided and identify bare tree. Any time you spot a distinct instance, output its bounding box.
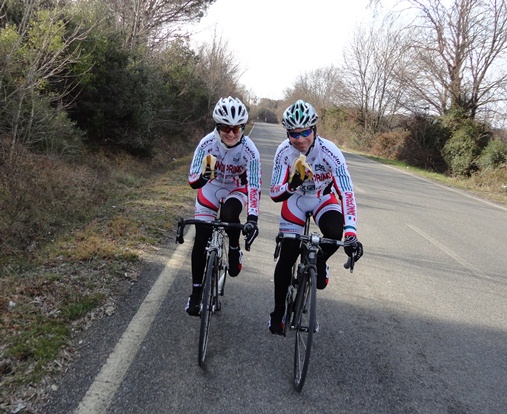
[399,0,507,119]
[340,16,408,131]
[284,66,345,113]
[194,27,245,127]
[104,0,215,50]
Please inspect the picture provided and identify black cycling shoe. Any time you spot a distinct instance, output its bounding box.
[316,260,329,289]
[228,246,243,277]
[268,311,284,335]
[185,295,200,316]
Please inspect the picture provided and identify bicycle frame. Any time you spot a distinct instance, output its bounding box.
[273,213,356,392]
[177,217,244,366]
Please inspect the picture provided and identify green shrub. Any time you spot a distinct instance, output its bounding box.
[478,139,507,170]
[442,120,490,176]
[399,115,450,172]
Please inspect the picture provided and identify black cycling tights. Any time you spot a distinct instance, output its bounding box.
[191,198,242,284]
[273,210,344,308]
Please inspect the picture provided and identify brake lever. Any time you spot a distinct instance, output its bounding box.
[176,218,185,244]
[343,256,355,273]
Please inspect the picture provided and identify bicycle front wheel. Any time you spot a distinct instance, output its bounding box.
[283,258,300,336]
[198,250,217,367]
[293,267,317,392]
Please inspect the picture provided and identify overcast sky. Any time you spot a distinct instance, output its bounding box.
[189,0,373,100]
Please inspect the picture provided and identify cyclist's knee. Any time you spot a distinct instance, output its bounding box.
[220,198,242,222]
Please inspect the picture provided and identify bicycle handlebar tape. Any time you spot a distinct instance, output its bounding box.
[289,154,313,182]
[201,154,217,179]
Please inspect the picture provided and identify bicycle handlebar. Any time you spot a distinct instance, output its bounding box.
[274,232,357,273]
[176,218,251,249]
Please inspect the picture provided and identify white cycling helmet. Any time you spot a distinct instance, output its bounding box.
[281,99,318,130]
[212,96,248,125]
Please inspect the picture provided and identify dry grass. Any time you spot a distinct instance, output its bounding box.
[0,146,196,413]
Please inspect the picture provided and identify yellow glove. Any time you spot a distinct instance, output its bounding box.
[201,154,217,179]
[289,154,313,182]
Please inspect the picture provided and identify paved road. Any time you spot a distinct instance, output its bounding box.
[44,123,507,414]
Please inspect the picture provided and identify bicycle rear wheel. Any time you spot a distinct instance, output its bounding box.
[198,250,217,367]
[293,267,317,392]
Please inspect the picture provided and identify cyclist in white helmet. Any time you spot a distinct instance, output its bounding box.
[268,99,363,334]
[185,96,261,316]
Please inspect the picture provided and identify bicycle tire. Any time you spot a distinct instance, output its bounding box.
[293,266,317,392]
[198,250,217,367]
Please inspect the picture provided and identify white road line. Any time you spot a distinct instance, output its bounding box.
[407,224,493,280]
[74,228,194,414]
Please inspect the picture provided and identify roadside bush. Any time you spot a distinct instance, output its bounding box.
[477,139,507,170]
[370,128,411,160]
[442,120,490,176]
[443,132,477,176]
[0,151,108,263]
[68,38,159,156]
[23,96,85,157]
[321,106,370,149]
[399,115,449,172]
[256,108,278,123]
[468,165,507,201]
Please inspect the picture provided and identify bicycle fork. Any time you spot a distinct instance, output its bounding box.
[299,250,320,334]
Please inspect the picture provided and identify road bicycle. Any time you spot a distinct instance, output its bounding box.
[273,212,357,392]
[176,217,245,367]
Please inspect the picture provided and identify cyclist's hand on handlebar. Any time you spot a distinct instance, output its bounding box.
[243,216,259,251]
[344,235,364,262]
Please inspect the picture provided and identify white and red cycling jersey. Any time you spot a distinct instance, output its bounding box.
[270,135,357,237]
[189,130,261,220]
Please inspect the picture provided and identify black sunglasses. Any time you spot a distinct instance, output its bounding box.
[288,128,313,139]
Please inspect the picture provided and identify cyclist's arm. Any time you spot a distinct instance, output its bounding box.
[188,134,214,189]
[330,155,358,238]
[244,137,262,219]
[270,143,294,202]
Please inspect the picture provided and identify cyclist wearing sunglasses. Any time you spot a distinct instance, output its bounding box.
[185,96,261,316]
[268,100,363,334]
